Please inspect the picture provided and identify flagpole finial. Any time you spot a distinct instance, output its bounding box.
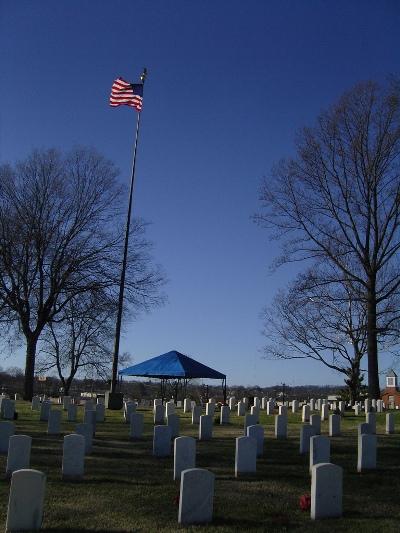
[140,68,147,83]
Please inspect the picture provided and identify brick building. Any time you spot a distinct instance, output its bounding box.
[381,370,400,409]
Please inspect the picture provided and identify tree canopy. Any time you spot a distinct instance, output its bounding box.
[0,147,165,399]
[257,79,400,397]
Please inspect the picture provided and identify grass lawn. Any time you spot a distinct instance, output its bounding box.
[1,402,400,532]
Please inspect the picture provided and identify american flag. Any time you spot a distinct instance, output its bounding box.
[109,77,143,111]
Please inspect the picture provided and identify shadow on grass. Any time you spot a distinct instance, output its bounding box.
[42,529,140,533]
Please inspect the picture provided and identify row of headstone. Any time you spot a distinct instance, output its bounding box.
[300,419,379,474]
[39,403,105,431]
[4,430,90,531]
[5,396,394,528]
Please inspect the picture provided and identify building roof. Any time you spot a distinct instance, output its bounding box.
[118,350,226,380]
[387,369,398,378]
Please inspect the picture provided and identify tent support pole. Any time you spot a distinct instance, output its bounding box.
[222,378,227,405]
[183,378,188,399]
[160,379,167,405]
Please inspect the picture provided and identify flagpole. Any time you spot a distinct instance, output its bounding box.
[108,68,147,409]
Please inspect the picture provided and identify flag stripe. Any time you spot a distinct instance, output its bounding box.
[109,77,143,111]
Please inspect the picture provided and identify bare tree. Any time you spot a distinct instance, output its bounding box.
[263,268,368,403]
[0,147,165,400]
[256,79,400,398]
[36,291,123,394]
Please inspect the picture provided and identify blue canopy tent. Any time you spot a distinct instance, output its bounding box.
[119,350,227,404]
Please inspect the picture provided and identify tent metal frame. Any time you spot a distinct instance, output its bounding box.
[159,376,227,405]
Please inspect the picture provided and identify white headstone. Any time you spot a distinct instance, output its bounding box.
[311,463,342,519]
[206,403,215,417]
[278,405,287,416]
[31,396,40,411]
[84,399,94,412]
[309,399,315,411]
[165,401,175,418]
[310,435,330,472]
[354,403,360,416]
[62,434,85,480]
[253,397,260,408]
[302,404,310,422]
[174,436,196,480]
[364,398,371,413]
[47,410,61,435]
[124,402,136,423]
[183,398,191,413]
[67,404,77,422]
[321,404,329,421]
[376,399,383,413]
[191,406,202,424]
[6,435,31,477]
[366,412,376,434]
[75,423,93,454]
[244,414,257,433]
[266,400,274,415]
[167,413,180,438]
[63,396,72,410]
[83,409,96,435]
[329,414,341,437]
[386,412,394,434]
[275,414,287,439]
[40,401,51,422]
[235,436,257,476]
[154,398,162,408]
[220,405,230,425]
[237,402,246,416]
[357,433,377,472]
[153,425,172,457]
[250,406,260,422]
[199,415,213,441]
[310,414,321,435]
[154,404,164,424]
[6,469,46,532]
[130,412,144,439]
[0,421,14,454]
[246,424,264,456]
[261,397,267,410]
[96,403,105,422]
[2,399,15,420]
[178,468,214,525]
[358,422,372,436]
[229,397,236,410]
[292,399,299,413]
[338,401,345,414]
[300,424,316,454]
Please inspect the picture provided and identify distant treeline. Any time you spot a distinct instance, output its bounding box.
[0,367,343,402]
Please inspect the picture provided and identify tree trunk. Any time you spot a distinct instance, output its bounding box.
[23,336,38,401]
[64,376,74,396]
[367,286,380,399]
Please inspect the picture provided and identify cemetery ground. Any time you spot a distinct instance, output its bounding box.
[1,404,400,532]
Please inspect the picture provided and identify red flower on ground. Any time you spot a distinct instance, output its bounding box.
[299,494,311,511]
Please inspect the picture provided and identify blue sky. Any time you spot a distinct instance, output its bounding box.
[0,1,399,386]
